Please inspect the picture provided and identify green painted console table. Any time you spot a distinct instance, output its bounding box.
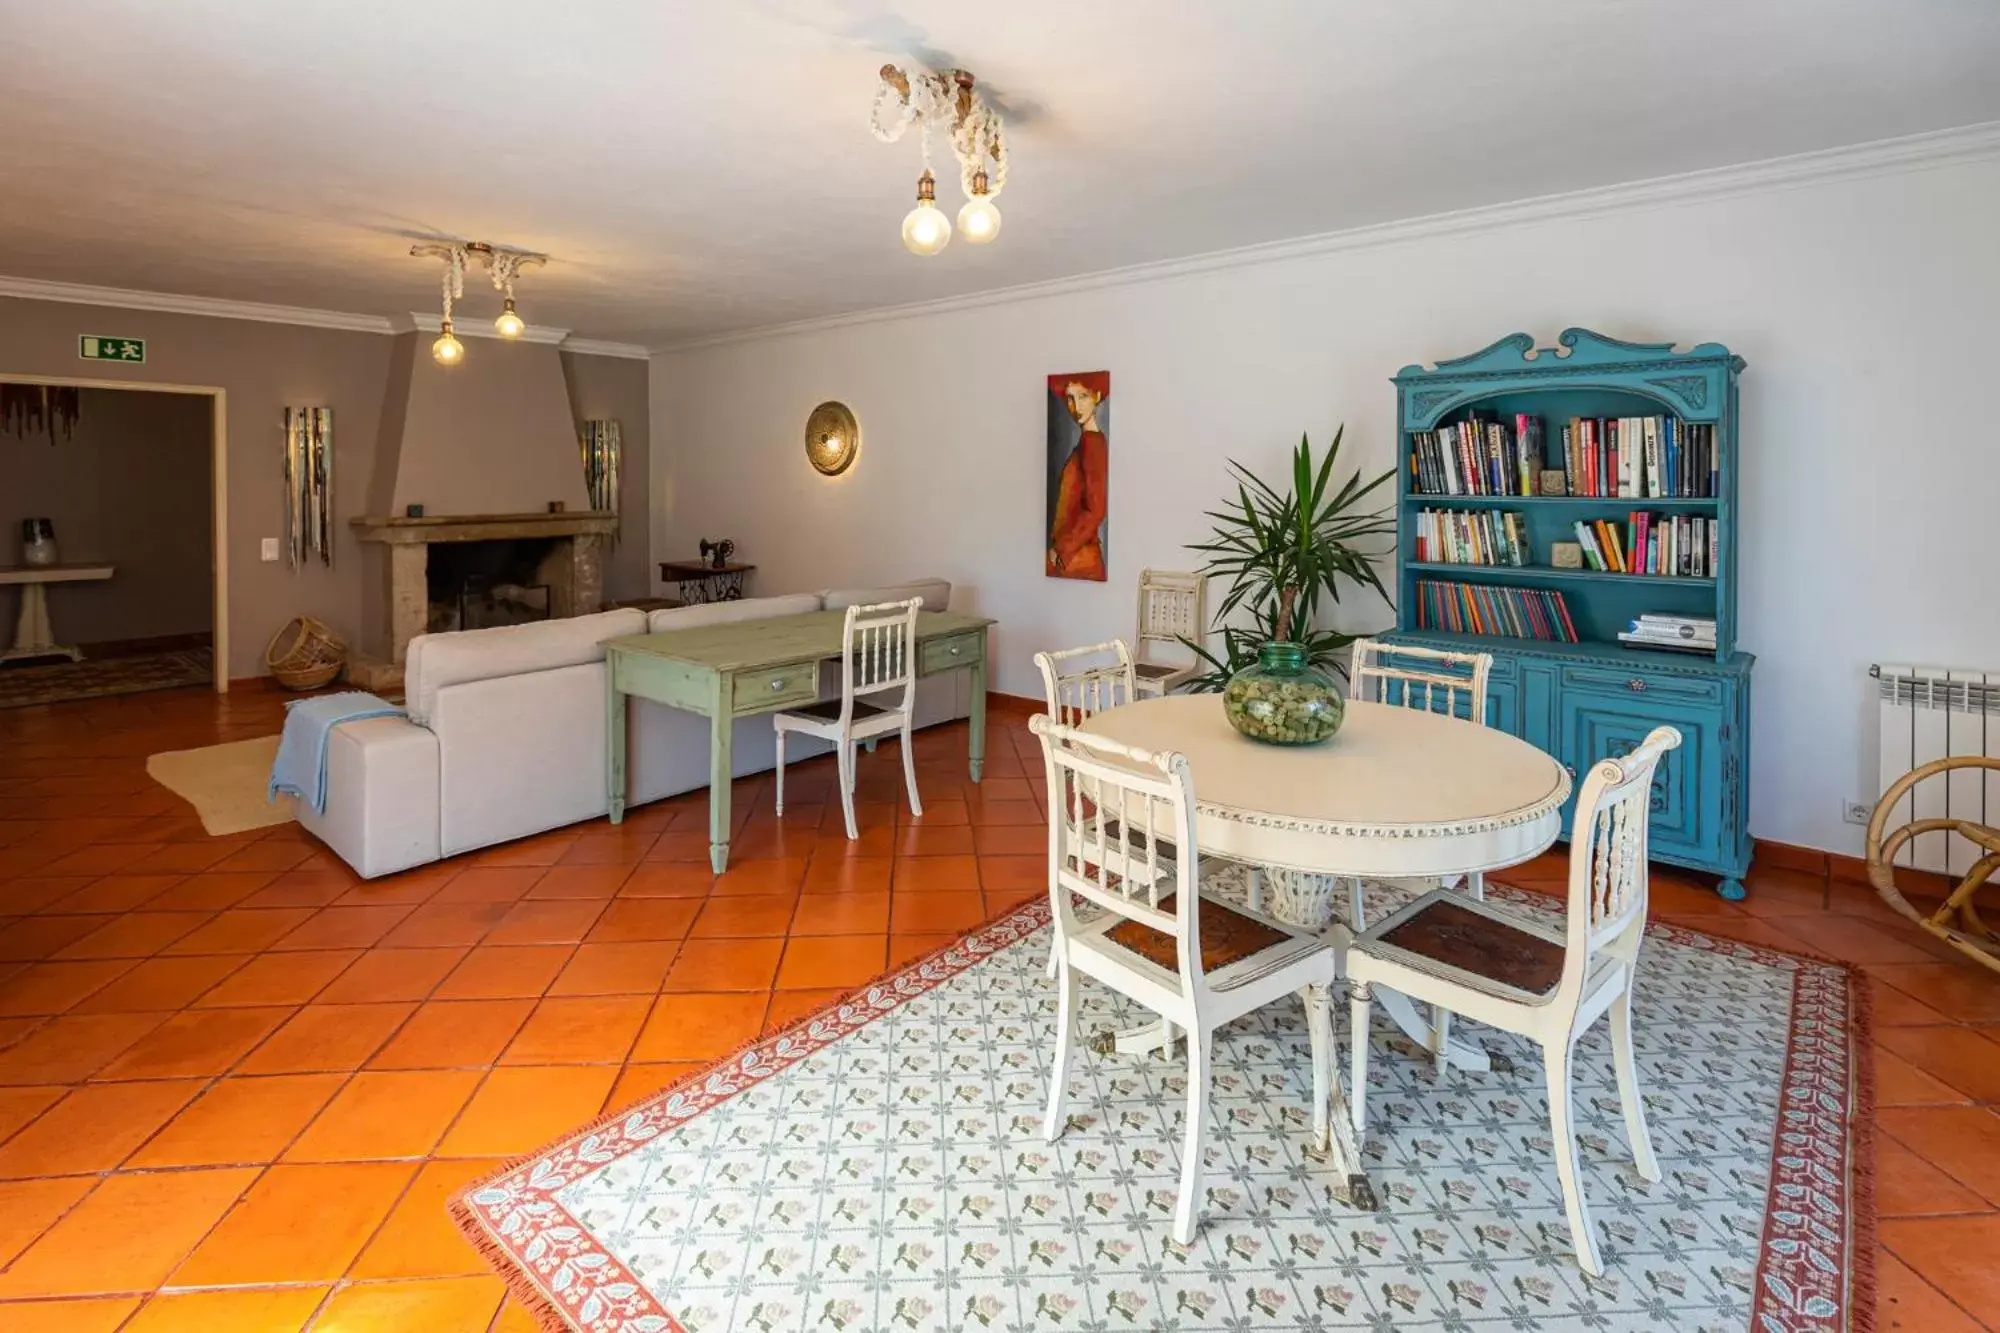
[604,609,995,872]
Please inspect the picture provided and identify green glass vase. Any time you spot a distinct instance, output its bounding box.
[1223,641,1344,745]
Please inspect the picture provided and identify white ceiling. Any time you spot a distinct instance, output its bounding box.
[4,1,1997,346]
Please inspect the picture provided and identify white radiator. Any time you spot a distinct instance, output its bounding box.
[1875,663,2000,874]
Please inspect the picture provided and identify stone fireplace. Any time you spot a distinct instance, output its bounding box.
[347,510,617,692]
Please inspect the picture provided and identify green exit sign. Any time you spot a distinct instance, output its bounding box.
[79,335,145,363]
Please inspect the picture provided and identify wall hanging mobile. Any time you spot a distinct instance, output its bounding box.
[408,240,549,366]
[282,406,334,569]
[869,65,1007,255]
[579,419,621,528]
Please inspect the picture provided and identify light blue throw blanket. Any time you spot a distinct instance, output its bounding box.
[268,690,405,814]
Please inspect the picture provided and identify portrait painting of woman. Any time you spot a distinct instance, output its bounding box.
[1045,370,1109,581]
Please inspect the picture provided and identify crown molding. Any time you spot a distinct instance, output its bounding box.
[0,275,398,333]
[0,275,650,357]
[656,118,2000,354]
[560,338,652,360]
[396,310,571,344]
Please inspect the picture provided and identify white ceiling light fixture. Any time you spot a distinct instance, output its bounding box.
[410,240,548,365]
[869,65,1007,257]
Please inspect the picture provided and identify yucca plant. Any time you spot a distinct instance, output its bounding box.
[1181,427,1398,692]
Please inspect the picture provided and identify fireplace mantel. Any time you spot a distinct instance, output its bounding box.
[350,511,618,545]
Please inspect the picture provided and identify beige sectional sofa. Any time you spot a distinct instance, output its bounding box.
[297,578,963,878]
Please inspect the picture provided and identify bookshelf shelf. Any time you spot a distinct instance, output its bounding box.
[1407,561,1716,588]
[1384,328,1754,900]
[1412,495,1720,511]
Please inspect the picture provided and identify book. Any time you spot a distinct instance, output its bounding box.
[1415,579,1579,644]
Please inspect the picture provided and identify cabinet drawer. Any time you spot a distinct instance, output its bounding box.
[731,663,819,712]
[1561,663,1722,707]
[920,631,983,676]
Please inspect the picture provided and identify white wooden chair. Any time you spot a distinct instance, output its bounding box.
[773,599,922,840]
[1347,725,1680,1277]
[1032,714,1336,1245]
[1132,569,1205,697]
[1033,638,1138,726]
[1345,637,1497,1059]
[1031,640,1141,981]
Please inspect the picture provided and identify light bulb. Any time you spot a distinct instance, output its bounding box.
[494,298,524,339]
[901,170,951,256]
[432,321,465,366]
[957,194,1001,244]
[902,201,951,256]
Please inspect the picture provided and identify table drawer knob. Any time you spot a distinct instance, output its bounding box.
[949,646,961,656]
[770,678,786,691]
[1627,678,1647,693]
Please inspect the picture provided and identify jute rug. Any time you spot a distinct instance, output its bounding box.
[0,647,212,709]
[146,734,295,835]
[455,882,1871,1333]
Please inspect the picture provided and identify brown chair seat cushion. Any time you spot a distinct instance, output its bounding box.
[783,697,890,723]
[1373,898,1564,997]
[1132,661,1181,679]
[1104,895,1290,974]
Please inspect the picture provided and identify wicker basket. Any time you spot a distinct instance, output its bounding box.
[266,616,346,690]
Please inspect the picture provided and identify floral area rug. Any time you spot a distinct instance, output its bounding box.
[454,882,1870,1333]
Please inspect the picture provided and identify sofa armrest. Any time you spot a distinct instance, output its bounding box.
[295,715,442,879]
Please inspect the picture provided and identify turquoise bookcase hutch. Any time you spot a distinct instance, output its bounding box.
[1382,328,1753,899]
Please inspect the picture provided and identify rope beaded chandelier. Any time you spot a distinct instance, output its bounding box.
[409,240,548,366]
[868,65,1008,256]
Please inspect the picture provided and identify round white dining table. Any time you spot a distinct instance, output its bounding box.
[1078,693,1572,1201]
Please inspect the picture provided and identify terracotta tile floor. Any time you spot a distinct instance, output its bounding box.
[0,684,1994,1329]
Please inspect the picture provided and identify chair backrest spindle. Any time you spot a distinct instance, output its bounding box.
[1034,640,1139,727]
[1350,638,1493,725]
[840,599,921,724]
[1555,725,1681,1003]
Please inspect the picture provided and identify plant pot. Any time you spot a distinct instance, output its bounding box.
[1223,641,1344,745]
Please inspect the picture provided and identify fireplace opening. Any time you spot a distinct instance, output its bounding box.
[426,538,558,634]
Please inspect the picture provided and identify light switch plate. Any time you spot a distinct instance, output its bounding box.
[260,537,280,562]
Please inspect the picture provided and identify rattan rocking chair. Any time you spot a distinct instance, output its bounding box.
[1865,756,2000,976]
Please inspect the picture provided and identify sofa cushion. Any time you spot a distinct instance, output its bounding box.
[404,607,645,725]
[647,592,822,633]
[821,578,951,613]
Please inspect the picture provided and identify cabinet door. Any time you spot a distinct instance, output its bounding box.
[1558,692,1710,859]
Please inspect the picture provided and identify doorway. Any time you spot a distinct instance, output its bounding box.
[0,375,228,702]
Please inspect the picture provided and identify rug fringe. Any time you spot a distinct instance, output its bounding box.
[1847,970,1878,1333]
[445,1197,584,1333]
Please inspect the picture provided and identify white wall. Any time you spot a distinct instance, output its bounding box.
[651,149,2000,858]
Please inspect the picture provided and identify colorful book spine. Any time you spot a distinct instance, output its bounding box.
[1413,579,1580,644]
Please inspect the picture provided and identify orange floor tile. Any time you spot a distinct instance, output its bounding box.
[0,683,1994,1329]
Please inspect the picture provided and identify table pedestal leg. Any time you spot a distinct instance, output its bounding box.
[2,583,80,664]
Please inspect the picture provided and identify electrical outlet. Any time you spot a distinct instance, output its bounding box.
[1843,800,1872,826]
[260,537,280,563]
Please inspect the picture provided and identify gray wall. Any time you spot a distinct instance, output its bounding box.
[0,296,648,678]
[0,387,213,644]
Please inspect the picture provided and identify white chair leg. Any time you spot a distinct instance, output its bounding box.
[899,720,923,818]
[1042,962,1078,1142]
[1428,1004,1453,1075]
[1171,1028,1213,1246]
[1544,1036,1602,1276]
[838,741,860,841]
[1347,877,1367,933]
[1349,983,1371,1136]
[1303,984,1332,1149]
[1611,985,1660,1181]
[773,727,787,816]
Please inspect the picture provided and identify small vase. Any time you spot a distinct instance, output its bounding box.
[1223,641,1344,745]
[21,518,57,568]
